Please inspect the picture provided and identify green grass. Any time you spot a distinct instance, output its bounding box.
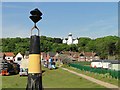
[64,66,119,86]
[2,67,105,88]
[2,74,27,88]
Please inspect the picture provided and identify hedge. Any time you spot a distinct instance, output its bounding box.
[69,63,120,79]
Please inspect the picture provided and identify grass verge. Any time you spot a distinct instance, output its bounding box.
[63,65,119,86]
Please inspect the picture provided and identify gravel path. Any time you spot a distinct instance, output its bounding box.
[62,67,119,90]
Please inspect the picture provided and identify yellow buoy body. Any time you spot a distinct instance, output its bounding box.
[28,54,41,73]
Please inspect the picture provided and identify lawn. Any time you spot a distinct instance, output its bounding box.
[2,67,105,89]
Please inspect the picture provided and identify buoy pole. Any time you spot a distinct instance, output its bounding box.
[26,8,42,90]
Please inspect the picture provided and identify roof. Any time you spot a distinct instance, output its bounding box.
[80,52,97,57]
[4,52,15,57]
[62,51,79,57]
[73,53,79,58]
[47,52,56,57]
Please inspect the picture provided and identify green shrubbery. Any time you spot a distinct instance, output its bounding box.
[69,63,120,79]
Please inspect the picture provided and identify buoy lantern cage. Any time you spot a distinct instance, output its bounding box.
[26,8,42,90]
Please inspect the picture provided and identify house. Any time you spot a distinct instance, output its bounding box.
[41,52,47,60]
[79,52,99,61]
[41,52,59,61]
[62,51,78,57]
[109,60,120,71]
[47,52,56,60]
[54,53,60,61]
[4,52,15,62]
[14,53,23,65]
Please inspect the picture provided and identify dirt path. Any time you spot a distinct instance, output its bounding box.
[62,67,119,90]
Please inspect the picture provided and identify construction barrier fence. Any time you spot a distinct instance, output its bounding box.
[69,63,120,79]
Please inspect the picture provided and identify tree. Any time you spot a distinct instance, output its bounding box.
[2,35,119,60]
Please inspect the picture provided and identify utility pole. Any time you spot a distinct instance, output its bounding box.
[26,8,43,90]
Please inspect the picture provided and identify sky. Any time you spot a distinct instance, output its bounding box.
[1,2,118,39]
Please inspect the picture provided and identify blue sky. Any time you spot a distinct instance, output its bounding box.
[2,2,118,39]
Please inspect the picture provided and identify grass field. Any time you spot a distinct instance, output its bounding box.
[2,67,105,89]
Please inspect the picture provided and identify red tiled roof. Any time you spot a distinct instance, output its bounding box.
[80,52,96,57]
[84,52,93,56]
[4,52,15,56]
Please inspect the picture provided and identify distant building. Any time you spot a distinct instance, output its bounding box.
[14,53,23,65]
[78,52,100,61]
[61,51,99,62]
[41,52,59,61]
[63,33,78,45]
[0,52,5,60]
[4,52,15,62]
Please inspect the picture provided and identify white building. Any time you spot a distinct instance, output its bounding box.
[14,53,23,65]
[4,52,15,62]
[63,33,78,45]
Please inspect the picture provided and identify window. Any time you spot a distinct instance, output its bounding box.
[17,57,22,61]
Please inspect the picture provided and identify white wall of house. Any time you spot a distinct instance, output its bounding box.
[14,53,23,65]
[94,56,99,60]
[78,56,85,61]
[5,56,14,61]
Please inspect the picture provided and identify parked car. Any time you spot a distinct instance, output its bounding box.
[19,68,28,76]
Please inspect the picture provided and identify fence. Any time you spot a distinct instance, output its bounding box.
[69,63,120,79]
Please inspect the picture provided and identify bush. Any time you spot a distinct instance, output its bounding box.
[69,63,120,79]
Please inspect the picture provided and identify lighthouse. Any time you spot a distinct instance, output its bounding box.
[67,33,73,45]
[62,33,78,45]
